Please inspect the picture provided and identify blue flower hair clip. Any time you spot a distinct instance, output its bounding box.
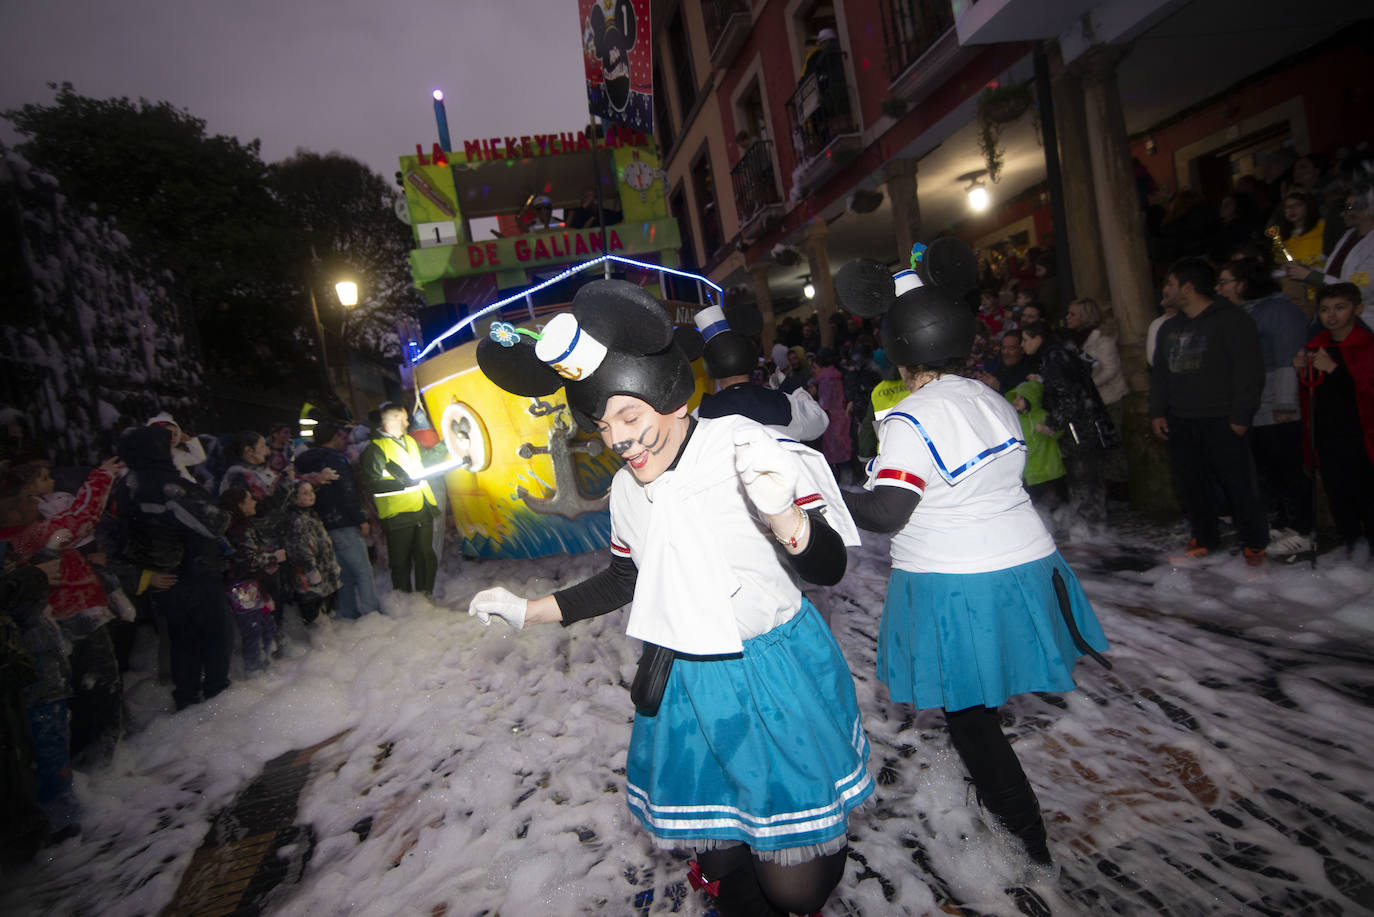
[910,242,928,271]
[489,321,541,348]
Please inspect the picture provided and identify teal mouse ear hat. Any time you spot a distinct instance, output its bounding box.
[833,238,980,368]
[476,279,698,432]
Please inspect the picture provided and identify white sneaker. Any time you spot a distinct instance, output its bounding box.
[1267,528,1312,556]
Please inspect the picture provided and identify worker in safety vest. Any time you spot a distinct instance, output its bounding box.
[359,402,447,594]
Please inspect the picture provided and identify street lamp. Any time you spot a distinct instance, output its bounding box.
[332,278,362,419]
[335,280,358,307]
[305,246,362,417]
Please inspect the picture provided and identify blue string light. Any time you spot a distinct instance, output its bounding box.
[411,255,724,362]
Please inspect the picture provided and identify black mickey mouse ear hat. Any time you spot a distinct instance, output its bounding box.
[476,279,696,433]
[692,304,758,379]
[833,238,978,368]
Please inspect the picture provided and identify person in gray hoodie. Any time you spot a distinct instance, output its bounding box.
[1220,257,1313,557]
[1150,257,1268,564]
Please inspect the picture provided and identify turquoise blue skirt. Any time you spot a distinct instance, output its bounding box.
[625,600,873,860]
[878,551,1108,711]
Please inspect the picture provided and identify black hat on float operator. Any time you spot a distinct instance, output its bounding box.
[476,280,703,433]
[833,237,980,368]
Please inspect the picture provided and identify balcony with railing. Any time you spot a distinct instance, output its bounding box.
[879,0,972,106]
[730,140,784,239]
[785,51,863,192]
[703,0,750,71]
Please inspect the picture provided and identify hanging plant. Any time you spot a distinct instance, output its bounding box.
[977,119,1004,184]
[976,80,1034,183]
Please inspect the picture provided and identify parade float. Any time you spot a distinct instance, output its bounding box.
[395,114,721,559]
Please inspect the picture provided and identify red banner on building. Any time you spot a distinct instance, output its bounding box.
[579,0,653,134]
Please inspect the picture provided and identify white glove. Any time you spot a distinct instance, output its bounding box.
[733,427,801,515]
[468,586,528,629]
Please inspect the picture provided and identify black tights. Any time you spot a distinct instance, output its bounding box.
[944,705,1051,864]
[696,843,848,917]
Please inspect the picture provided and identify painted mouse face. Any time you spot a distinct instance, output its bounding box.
[589,0,636,112]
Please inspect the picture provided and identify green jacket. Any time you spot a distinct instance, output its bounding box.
[1007,380,1065,486]
[857,378,912,458]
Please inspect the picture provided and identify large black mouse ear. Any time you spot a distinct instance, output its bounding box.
[573,279,675,355]
[919,238,979,301]
[722,287,764,338]
[673,325,704,362]
[724,302,763,338]
[476,330,566,397]
[834,258,897,318]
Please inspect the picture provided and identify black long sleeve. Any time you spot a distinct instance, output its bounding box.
[555,554,639,626]
[842,486,921,534]
[784,509,847,586]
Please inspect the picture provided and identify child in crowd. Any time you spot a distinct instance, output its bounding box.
[0,456,124,837]
[284,482,341,624]
[218,487,281,672]
[1007,379,1069,512]
[1295,283,1374,551]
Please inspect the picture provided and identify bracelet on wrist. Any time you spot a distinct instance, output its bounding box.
[773,504,807,549]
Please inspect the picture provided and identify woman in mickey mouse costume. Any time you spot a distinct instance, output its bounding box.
[468,280,873,917]
[835,241,1110,876]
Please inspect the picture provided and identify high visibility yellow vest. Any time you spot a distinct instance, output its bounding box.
[871,379,910,418]
[371,434,437,519]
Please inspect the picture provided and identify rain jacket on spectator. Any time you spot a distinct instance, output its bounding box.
[1006,380,1066,487]
[284,503,342,597]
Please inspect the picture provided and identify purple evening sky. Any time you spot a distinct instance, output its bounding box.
[1,0,590,180]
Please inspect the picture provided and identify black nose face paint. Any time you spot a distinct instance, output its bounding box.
[611,437,634,454]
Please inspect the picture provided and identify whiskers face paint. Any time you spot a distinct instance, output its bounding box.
[596,395,687,483]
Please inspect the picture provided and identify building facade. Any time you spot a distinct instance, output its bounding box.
[651,0,1368,356]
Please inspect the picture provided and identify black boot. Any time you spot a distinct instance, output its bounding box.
[979,778,1053,866]
[945,706,1054,867]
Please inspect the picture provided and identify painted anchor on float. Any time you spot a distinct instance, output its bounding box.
[516,403,610,519]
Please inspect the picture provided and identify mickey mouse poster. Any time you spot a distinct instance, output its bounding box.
[580,0,653,134]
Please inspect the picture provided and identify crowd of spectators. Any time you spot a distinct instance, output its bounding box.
[0,402,434,858]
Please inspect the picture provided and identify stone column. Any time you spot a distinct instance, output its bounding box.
[751,262,778,355]
[1078,44,1177,515]
[801,218,837,349]
[883,157,920,268]
[1078,44,1154,394]
[1049,45,1108,311]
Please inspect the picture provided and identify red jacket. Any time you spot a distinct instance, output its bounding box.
[0,466,116,619]
[1299,323,1374,466]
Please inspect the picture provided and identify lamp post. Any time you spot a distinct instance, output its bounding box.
[334,278,361,419]
[305,243,362,418]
